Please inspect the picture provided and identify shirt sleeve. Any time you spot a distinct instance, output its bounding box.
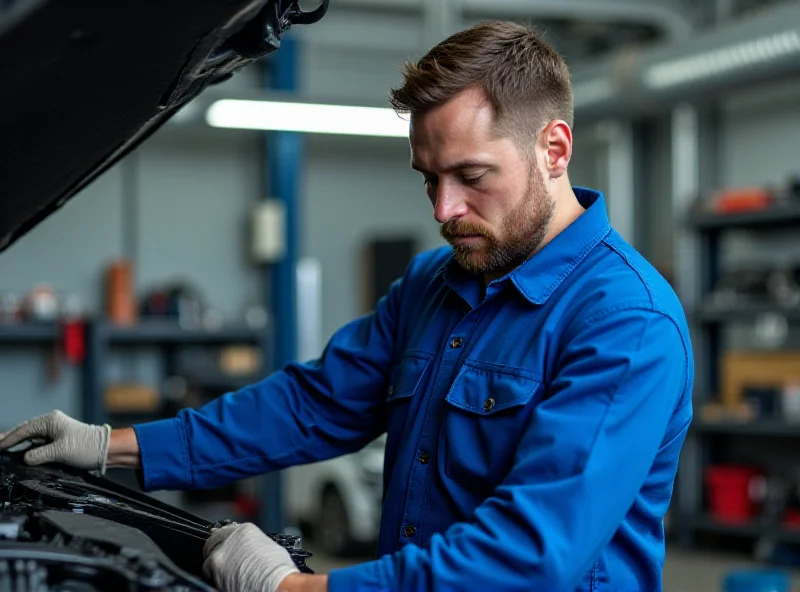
[328,307,693,592]
[133,275,406,492]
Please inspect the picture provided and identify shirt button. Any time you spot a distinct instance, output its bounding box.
[483,397,495,412]
[450,337,463,349]
[418,452,430,465]
[404,525,416,538]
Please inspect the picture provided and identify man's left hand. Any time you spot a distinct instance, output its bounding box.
[203,522,300,592]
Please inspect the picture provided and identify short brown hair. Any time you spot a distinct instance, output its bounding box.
[389,21,573,147]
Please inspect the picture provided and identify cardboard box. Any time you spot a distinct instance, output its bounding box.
[105,384,159,412]
[722,351,800,407]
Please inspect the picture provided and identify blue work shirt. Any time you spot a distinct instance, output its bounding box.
[134,187,693,592]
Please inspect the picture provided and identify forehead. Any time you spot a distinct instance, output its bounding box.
[409,87,500,165]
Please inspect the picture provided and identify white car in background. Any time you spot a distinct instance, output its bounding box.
[284,435,386,556]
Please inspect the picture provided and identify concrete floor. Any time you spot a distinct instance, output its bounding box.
[302,545,800,591]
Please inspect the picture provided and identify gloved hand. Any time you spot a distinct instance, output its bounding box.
[0,410,111,474]
[203,522,300,592]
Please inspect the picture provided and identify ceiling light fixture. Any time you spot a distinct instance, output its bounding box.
[205,99,410,138]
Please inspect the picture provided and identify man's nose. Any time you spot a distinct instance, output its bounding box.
[432,185,468,224]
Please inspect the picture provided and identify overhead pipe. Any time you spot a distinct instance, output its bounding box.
[325,0,421,12]
[570,1,800,122]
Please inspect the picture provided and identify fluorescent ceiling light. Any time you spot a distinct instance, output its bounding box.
[644,29,800,90]
[206,99,410,138]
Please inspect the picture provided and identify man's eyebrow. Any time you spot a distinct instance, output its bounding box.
[411,160,494,174]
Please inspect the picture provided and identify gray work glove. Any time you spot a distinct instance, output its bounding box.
[0,410,111,474]
[203,522,300,592]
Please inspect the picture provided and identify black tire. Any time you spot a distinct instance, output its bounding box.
[318,485,354,557]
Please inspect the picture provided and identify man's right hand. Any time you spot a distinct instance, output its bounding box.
[0,410,111,474]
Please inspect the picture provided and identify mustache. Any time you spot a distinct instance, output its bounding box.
[440,219,491,240]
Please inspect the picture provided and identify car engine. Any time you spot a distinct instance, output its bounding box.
[0,451,312,591]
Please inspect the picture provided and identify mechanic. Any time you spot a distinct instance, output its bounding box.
[0,20,693,592]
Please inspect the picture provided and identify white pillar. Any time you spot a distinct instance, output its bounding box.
[423,0,462,50]
[671,104,700,306]
[605,120,636,245]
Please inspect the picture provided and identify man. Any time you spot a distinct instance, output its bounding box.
[0,20,693,592]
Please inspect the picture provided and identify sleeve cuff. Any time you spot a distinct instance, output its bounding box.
[133,418,192,491]
[328,560,390,592]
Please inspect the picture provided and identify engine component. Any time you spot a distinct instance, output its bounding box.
[0,450,312,591]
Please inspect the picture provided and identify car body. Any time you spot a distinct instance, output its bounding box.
[284,435,385,555]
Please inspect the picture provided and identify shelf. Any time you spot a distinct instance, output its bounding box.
[0,322,58,343]
[694,420,800,437]
[692,515,800,545]
[183,373,263,391]
[101,320,267,345]
[106,410,168,426]
[697,304,800,323]
[689,202,800,231]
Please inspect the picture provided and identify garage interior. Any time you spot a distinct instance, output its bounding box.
[1,0,800,590]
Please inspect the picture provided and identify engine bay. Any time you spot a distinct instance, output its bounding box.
[0,451,311,591]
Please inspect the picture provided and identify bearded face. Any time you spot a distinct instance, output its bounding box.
[440,162,554,276]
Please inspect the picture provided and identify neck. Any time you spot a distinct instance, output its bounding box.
[546,183,586,244]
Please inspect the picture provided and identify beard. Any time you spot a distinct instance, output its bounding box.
[440,163,554,276]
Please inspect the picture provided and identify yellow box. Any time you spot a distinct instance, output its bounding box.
[722,351,800,406]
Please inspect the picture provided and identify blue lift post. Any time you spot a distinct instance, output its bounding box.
[260,35,302,534]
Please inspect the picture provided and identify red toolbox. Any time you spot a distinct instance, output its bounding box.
[705,465,766,524]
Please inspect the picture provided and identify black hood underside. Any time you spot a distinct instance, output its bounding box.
[0,0,327,253]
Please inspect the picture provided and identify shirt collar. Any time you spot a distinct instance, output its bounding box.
[439,187,611,306]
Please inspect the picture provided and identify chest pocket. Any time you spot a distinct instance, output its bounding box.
[385,352,432,440]
[440,360,542,495]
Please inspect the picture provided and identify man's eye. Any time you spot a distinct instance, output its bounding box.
[423,177,437,187]
[462,174,485,185]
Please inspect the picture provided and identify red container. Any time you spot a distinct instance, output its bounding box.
[705,465,764,524]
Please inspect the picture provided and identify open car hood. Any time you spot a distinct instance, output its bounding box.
[0,0,328,253]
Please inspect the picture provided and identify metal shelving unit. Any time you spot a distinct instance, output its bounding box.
[102,321,268,345]
[0,322,59,343]
[688,202,800,421]
[172,371,264,392]
[682,203,800,546]
[691,515,800,546]
[0,323,70,404]
[81,319,271,426]
[696,304,800,324]
[693,420,800,437]
[690,201,800,231]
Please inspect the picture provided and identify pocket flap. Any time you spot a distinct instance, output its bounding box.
[387,354,432,402]
[445,360,541,415]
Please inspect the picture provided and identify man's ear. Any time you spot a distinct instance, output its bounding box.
[541,119,572,179]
